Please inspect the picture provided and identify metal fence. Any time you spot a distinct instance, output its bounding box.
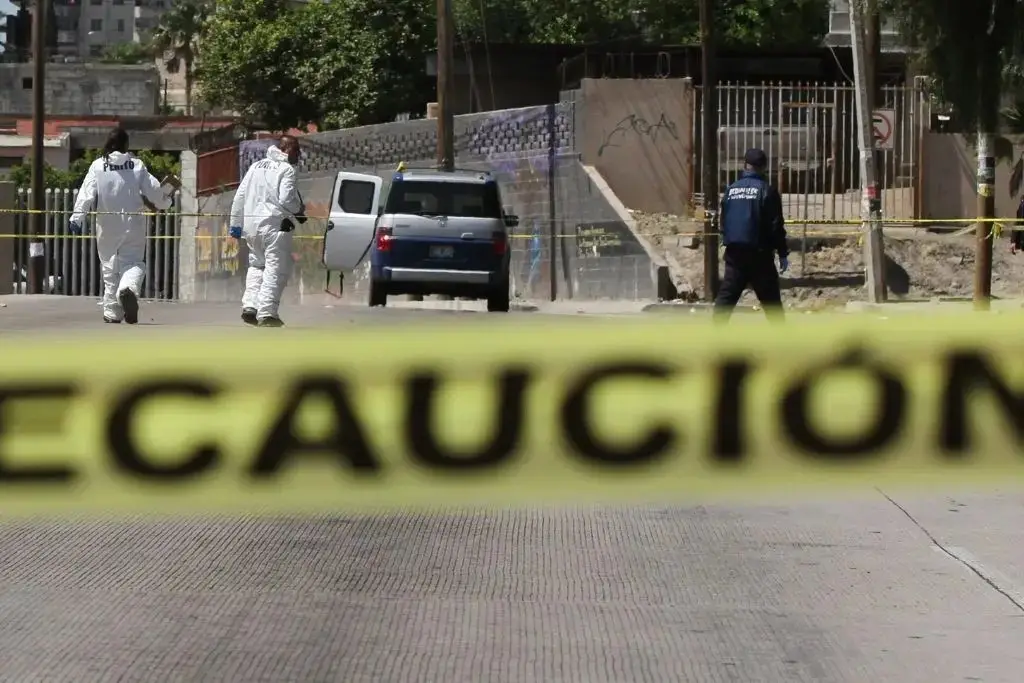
[694,81,927,222]
[12,189,182,299]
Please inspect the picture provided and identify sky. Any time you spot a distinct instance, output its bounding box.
[0,0,15,52]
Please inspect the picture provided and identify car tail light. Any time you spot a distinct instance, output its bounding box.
[492,230,507,255]
[376,226,392,251]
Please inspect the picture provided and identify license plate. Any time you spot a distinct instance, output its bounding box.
[429,245,454,258]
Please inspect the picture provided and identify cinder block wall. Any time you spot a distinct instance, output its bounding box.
[0,64,160,117]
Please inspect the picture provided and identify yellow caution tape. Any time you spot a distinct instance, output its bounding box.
[0,312,1021,517]
[0,208,1018,243]
[0,207,1022,225]
[0,228,1014,241]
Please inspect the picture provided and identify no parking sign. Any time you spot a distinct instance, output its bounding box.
[873,109,895,150]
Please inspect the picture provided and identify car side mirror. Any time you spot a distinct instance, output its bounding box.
[503,214,519,227]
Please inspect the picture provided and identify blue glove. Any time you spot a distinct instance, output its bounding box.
[229,226,242,239]
[68,220,83,235]
[778,255,789,273]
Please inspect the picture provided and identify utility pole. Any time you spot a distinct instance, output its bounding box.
[863,0,879,108]
[698,0,719,301]
[975,131,995,309]
[863,0,886,252]
[849,0,887,302]
[28,0,46,294]
[435,0,455,171]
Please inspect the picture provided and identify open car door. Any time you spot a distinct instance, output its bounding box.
[322,171,383,272]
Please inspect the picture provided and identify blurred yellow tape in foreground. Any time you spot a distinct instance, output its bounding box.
[0,313,1022,517]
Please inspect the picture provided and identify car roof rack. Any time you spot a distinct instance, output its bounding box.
[395,162,492,176]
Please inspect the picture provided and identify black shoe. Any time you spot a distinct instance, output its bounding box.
[103,317,121,324]
[257,316,284,327]
[241,308,258,326]
[118,289,139,325]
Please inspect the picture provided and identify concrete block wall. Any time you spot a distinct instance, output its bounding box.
[0,64,160,117]
[182,102,670,305]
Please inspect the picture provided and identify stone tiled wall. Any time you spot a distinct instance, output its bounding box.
[273,104,576,176]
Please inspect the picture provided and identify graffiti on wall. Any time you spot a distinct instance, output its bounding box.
[597,113,679,157]
[575,222,629,257]
[190,188,234,277]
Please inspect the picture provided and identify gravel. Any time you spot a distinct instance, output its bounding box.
[633,211,1024,309]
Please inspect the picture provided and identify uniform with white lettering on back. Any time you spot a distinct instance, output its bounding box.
[230,143,305,325]
[71,149,173,323]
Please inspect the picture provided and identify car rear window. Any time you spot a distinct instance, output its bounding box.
[384,180,502,218]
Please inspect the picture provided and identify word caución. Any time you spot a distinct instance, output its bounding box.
[0,347,1020,482]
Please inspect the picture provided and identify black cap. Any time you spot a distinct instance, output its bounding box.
[744,148,768,168]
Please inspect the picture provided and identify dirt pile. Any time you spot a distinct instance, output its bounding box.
[634,212,1024,309]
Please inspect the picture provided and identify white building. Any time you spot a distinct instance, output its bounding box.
[43,0,192,111]
[50,0,169,60]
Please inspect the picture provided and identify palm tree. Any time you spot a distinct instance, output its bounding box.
[151,0,210,116]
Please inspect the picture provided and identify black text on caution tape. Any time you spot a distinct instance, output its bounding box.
[0,347,1020,483]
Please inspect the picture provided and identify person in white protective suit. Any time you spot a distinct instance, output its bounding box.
[69,127,177,324]
[229,135,306,327]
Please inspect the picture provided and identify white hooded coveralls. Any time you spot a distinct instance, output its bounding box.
[230,146,303,320]
[71,152,173,321]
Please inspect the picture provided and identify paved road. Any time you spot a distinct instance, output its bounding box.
[0,297,1021,682]
[0,295,563,332]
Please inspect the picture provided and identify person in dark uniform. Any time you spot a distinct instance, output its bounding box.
[1012,194,1024,254]
[714,148,789,322]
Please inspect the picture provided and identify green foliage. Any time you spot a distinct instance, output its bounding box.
[136,150,183,181]
[196,0,321,129]
[881,0,1022,133]
[7,150,182,191]
[99,41,155,65]
[196,0,434,130]
[196,0,829,129]
[451,0,829,47]
[6,163,80,190]
[336,0,435,126]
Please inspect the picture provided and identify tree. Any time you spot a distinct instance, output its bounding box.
[196,0,434,130]
[152,0,210,116]
[451,0,829,47]
[880,0,1022,304]
[196,0,323,129]
[335,0,435,124]
[196,0,828,129]
[881,0,1019,136]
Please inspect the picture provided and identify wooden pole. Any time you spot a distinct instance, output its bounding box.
[698,0,719,301]
[435,0,455,171]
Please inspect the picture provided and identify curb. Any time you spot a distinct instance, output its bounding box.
[641,302,761,314]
